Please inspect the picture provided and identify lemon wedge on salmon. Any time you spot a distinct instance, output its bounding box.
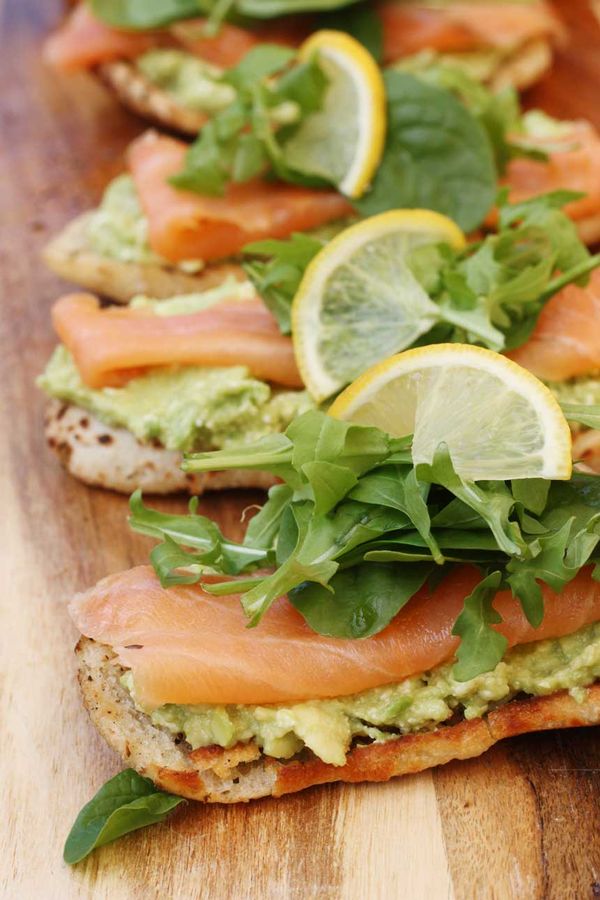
[281,30,386,199]
[292,209,466,402]
[330,344,572,482]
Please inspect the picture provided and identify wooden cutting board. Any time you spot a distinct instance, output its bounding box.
[1,1,599,897]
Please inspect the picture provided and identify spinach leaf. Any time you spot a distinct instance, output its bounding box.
[354,72,496,231]
[90,0,207,29]
[133,411,600,681]
[64,770,184,864]
[289,563,433,637]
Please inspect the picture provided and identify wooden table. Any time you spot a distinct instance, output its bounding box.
[1,1,599,897]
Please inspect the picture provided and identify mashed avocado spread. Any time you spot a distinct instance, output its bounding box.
[123,622,600,766]
[85,175,204,272]
[38,284,312,452]
[136,49,236,114]
[549,377,600,408]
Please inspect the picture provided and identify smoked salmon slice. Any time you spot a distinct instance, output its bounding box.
[127,132,353,263]
[501,121,600,224]
[47,2,560,72]
[70,564,600,708]
[45,6,306,72]
[508,268,600,381]
[44,4,162,72]
[52,292,303,389]
[379,1,562,63]
[170,18,308,69]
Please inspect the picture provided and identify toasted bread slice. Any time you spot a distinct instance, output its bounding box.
[42,213,246,303]
[98,61,209,136]
[45,401,276,495]
[76,636,600,802]
[76,635,600,804]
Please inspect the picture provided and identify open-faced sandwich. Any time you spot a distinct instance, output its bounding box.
[38,192,600,493]
[45,1,564,135]
[63,344,600,863]
[43,34,600,304]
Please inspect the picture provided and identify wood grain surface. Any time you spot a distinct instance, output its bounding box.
[1,1,599,897]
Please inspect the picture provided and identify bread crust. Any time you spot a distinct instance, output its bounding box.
[45,401,277,495]
[42,213,247,303]
[75,635,600,804]
[98,61,209,136]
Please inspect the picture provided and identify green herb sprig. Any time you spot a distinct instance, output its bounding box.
[244,191,600,350]
[129,410,600,682]
[170,44,330,195]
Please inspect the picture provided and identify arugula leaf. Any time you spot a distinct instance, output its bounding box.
[129,491,268,581]
[64,770,184,864]
[393,56,527,173]
[135,412,600,682]
[289,563,433,638]
[561,403,600,430]
[171,45,328,195]
[183,433,298,485]
[417,447,524,558]
[354,71,496,231]
[243,483,293,550]
[349,466,443,563]
[243,191,598,375]
[243,233,323,333]
[452,572,508,681]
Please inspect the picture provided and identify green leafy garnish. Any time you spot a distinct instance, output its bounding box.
[243,233,323,332]
[353,71,496,231]
[170,44,329,195]
[244,192,600,359]
[451,572,507,681]
[130,410,600,681]
[393,57,545,173]
[561,404,600,430]
[90,0,362,30]
[64,769,184,864]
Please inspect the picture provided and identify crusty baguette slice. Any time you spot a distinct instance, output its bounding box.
[98,61,209,136]
[76,635,600,804]
[42,213,247,303]
[45,401,276,495]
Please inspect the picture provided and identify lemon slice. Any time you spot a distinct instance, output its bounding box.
[329,344,572,481]
[281,30,386,198]
[292,209,466,402]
